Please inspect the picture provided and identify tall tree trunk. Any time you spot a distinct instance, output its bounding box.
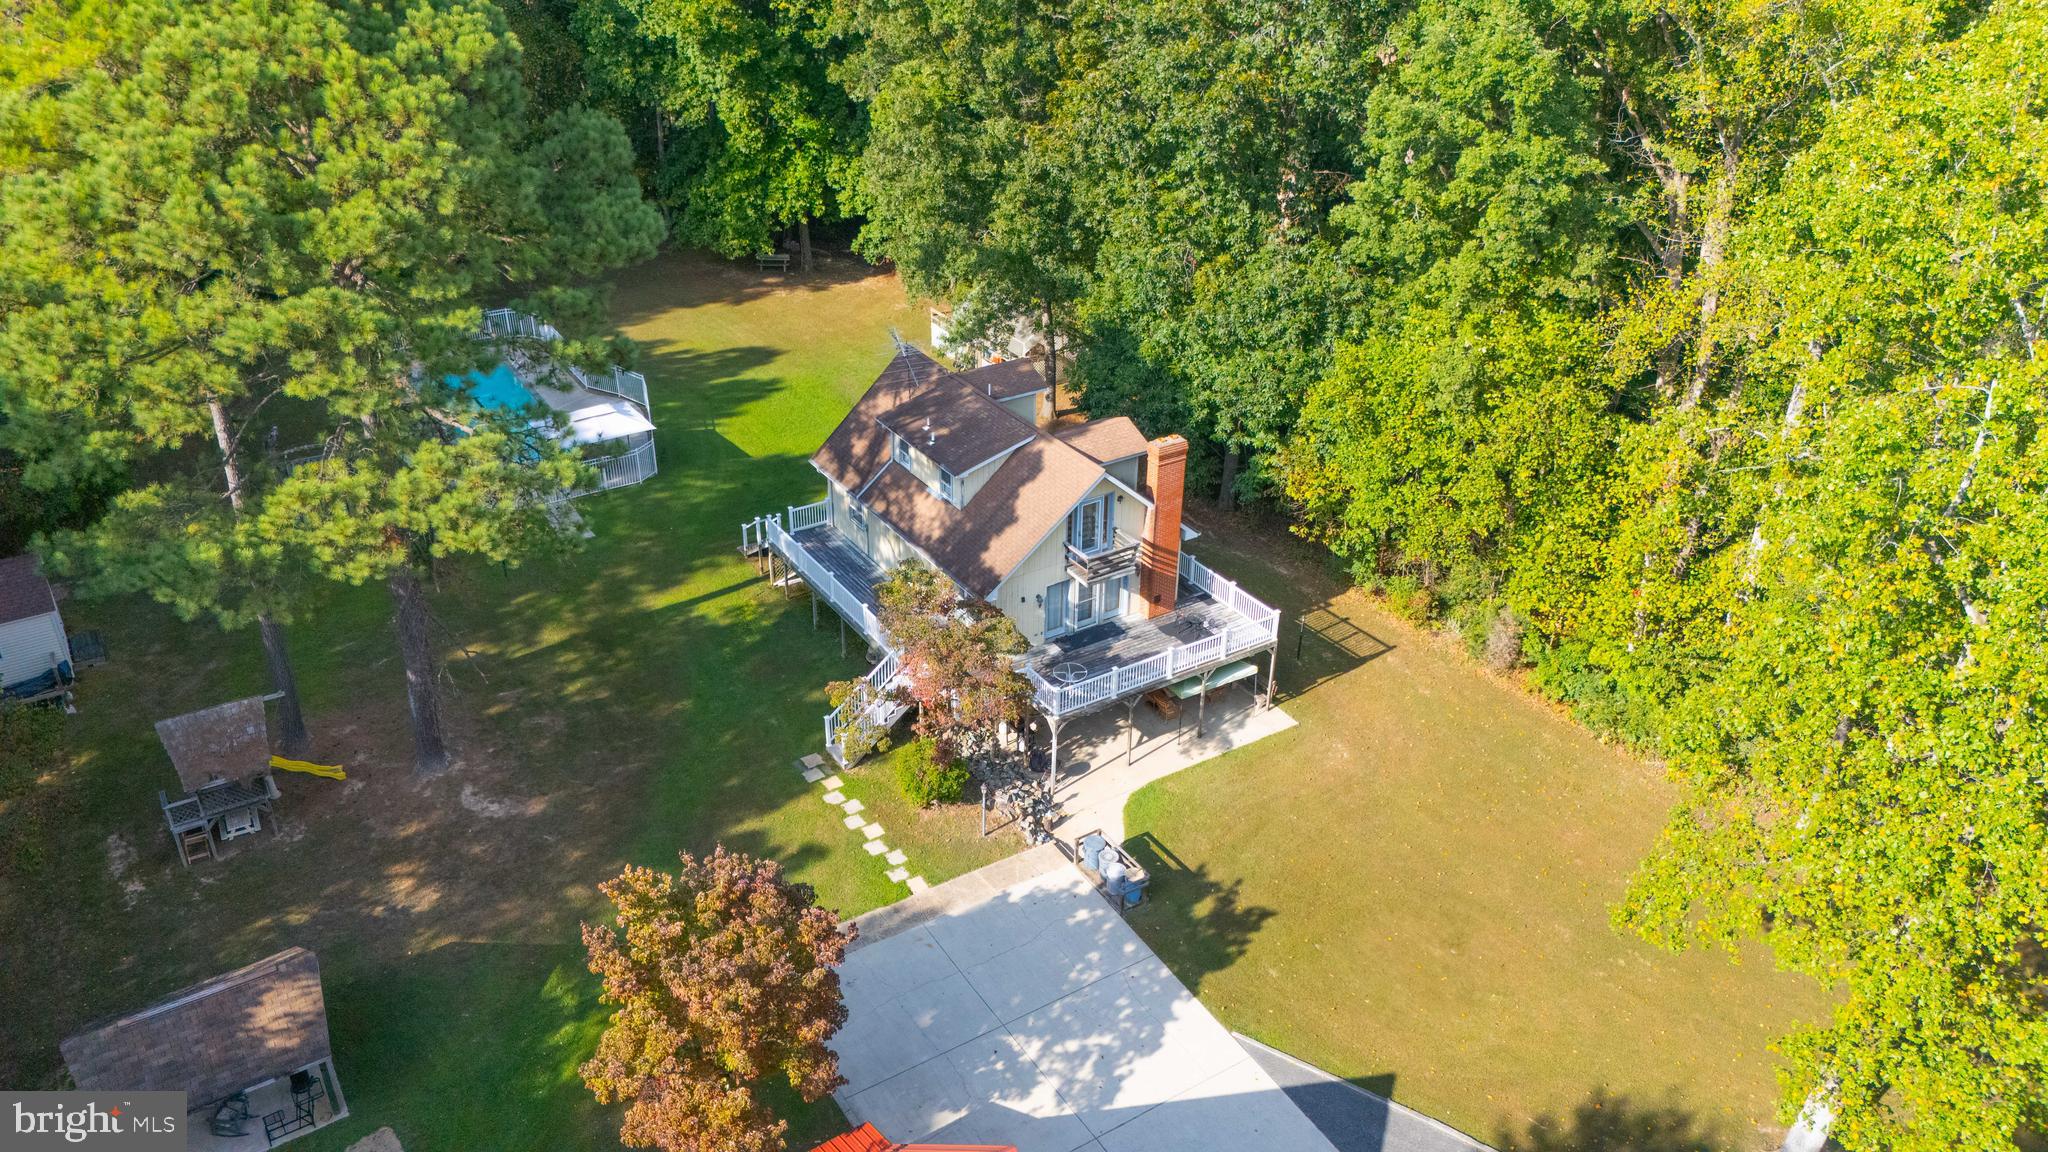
[388,564,450,775]
[1040,303,1058,418]
[1217,444,1239,511]
[1683,132,1742,411]
[208,396,311,755]
[798,217,813,273]
[652,105,665,170]
[258,616,310,757]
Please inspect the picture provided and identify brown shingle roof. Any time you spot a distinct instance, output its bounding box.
[155,697,271,793]
[61,948,332,1109]
[1054,417,1149,464]
[814,347,947,494]
[815,347,1112,597]
[0,553,59,626]
[954,359,1047,400]
[860,438,1102,599]
[876,379,1036,476]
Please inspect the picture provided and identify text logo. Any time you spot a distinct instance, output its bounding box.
[1,1093,185,1151]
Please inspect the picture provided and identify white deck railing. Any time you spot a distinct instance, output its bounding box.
[824,648,901,753]
[1024,556,1281,717]
[786,499,829,532]
[763,516,886,648]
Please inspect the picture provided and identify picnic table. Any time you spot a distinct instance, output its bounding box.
[162,774,279,865]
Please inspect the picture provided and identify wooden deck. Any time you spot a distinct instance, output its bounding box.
[1031,585,1245,682]
[787,524,885,615]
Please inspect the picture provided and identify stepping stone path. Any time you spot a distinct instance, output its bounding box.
[795,757,926,894]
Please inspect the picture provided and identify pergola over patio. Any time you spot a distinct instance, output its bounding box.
[61,947,348,1150]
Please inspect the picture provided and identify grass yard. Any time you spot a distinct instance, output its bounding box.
[0,252,1009,1152]
[1124,523,1831,1152]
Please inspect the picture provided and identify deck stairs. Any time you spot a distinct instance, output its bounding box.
[823,651,910,768]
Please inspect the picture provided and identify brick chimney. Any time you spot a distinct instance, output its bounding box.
[1138,435,1187,618]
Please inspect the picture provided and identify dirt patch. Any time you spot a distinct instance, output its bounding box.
[104,833,143,907]
[459,784,549,819]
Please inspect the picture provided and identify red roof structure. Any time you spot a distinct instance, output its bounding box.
[807,1123,1015,1152]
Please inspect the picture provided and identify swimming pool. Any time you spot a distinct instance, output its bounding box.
[451,362,536,411]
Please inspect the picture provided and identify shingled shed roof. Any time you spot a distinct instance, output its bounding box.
[155,696,270,792]
[0,553,60,626]
[61,948,332,1110]
[954,358,1047,401]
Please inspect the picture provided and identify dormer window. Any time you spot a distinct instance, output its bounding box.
[891,433,909,465]
[938,468,956,505]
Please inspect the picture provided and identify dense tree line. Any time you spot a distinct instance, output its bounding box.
[816,3,2046,1146]
[3,0,2042,1146]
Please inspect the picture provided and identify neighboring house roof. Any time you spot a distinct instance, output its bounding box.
[61,947,333,1110]
[155,696,271,793]
[0,553,60,626]
[1054,416,1149,465]
[815,347,1130,600]
[955,358,1047,400]
[808,1123,1015,1152]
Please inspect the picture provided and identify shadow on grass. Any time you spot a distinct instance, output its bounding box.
[608,249,901,326]
[1119,831,1276,994]
[1496,1089,1730,1152]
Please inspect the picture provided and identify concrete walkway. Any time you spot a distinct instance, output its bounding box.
[835,848,1338,1152]
[1050,685,1296,842]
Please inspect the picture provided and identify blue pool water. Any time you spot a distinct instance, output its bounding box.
[451,362,535,410]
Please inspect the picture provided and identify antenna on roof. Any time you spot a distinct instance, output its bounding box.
[888,327,908,353]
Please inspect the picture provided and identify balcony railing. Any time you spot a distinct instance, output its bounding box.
[1023,552,1281,718]
[1066,530,1141,583]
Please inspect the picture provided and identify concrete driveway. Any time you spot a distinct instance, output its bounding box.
[832,847,1339,1152]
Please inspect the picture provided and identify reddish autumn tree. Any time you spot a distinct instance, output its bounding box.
[579,847,853,1152]
[875,562,1032,761]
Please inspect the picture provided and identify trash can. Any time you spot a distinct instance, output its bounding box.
[1120,863,1149,909]
[1079,832,1107,872]
[1099,853,1128,902]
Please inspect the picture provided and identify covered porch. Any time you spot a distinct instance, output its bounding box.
[61,947,349,1152]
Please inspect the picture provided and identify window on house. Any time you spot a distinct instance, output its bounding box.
[891,434,909,465]
[938,468,956,504]
[1068,496,1107,553]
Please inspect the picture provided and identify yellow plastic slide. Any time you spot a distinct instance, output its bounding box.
[269,754,347,780]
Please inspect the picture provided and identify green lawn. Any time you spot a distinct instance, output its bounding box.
[0,252,1010,1151]
[1124,527,1831,1151]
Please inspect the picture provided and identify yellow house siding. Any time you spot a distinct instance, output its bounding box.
[991,475,1139,645]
